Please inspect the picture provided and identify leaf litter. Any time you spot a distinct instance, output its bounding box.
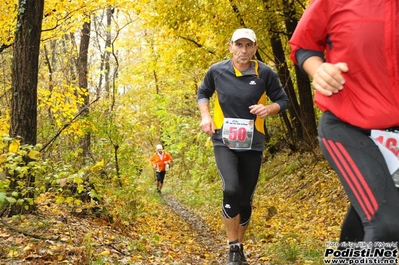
[0,192,228,264]
[0,150,350,265]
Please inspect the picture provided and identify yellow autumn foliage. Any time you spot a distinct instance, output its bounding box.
[27,150,42,161]
[8,139,20,153]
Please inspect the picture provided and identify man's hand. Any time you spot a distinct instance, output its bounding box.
[249,103,280,118]
[312,62,349,96]
[200,116,215,136]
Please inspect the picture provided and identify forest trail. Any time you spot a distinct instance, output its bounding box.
[0,191,269,264]
[0,149,348,265]
[0,149,349,265]
[161,194,226,264]
[160,194,268,264]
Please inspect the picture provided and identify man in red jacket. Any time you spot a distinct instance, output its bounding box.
[150,144,173,193]
[289,0,399,250]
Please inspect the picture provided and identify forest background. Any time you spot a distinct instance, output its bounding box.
[0,0,349,264]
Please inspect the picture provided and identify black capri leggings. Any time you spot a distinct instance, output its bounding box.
[213,145,262,226]
[318,111,399,242]
[156,171,166,184]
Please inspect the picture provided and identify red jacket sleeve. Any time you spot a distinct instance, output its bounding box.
[289,0,329,65]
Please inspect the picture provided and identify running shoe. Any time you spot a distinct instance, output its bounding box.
[227,244,242,265]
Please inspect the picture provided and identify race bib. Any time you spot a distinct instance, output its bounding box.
[222,118,254,149]
[370,130,399,187]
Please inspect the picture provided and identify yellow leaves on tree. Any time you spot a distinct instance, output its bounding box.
[90,159,104,173]
[0,1,17,46]
[38,86,86,125]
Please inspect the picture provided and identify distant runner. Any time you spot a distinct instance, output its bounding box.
[150,144,173,193]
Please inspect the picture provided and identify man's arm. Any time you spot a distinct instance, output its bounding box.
[165,153,172,164]
[198,102,215,136]
[150,154,157,169]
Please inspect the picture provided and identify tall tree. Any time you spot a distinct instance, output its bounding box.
[8,0,44,215]
[282,0,318,149]
[78,21,91,161]
[10,0,44,144]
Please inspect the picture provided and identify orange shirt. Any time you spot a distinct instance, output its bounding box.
[150,151,173,171]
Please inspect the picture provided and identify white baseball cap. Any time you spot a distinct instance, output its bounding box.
[231,28,257,43]
[156,144,163,150]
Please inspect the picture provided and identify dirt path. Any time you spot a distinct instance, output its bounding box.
[161,194,271,265]
[161,194,226,264]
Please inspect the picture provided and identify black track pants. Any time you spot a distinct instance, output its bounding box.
[318,111,399,242]
[213,145,262,226]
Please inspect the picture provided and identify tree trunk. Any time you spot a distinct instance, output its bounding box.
[105,8,112,99]
[283,0,318,149]
[9,0,44,215]
[10,0,44,144]
[78,21,91,161]
[269,30,301,149]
